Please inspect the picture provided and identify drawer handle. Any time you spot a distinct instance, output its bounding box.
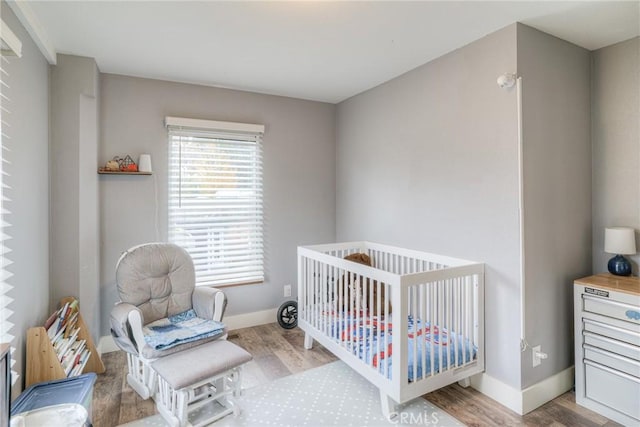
[584,344,640,367]
[584,318,640,338]
[584,359,640,384]
[583,294,635,311]
[583,331,640,352]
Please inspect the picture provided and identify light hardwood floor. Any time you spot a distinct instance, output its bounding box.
[92,324,619,427]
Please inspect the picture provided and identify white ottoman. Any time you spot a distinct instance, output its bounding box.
[151,340,252,427]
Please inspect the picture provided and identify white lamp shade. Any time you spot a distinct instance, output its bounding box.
[604,227,637,255]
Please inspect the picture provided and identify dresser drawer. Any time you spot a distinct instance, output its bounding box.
[583,294,640,324]
[585,360,640,421]
[584,331,640,362]
[584,344,640,377]
[584,318,640,347]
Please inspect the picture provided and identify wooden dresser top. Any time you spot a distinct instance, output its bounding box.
[575,273,640,296]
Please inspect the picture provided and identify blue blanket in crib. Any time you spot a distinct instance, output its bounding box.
[329,313,476,381]
[143,309,225,351]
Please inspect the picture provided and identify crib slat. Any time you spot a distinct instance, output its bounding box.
[356,272,361,361]
[331,264,336,340]
[429,281,435,378]
[322,262,327,336]
[454,277,460,368]
[463,275,468,364]
[367,276,373,367]
[420,283,426,380]
[383,283,389,379]
[411,285,417,382]
[468,275,472,364]
[338,269,344,348]
[312,260,317,330]
[307,258,311,327]
[376,279,381,370]
[315,260,320,331]
[436,280,441,375]
[446,278,452,371]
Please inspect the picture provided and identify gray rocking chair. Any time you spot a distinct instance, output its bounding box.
[109,243,227,399]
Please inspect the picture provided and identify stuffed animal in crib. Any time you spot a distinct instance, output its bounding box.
[341,253,392,316]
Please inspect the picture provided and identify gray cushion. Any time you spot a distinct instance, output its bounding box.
[152,340,252,390]
[109,302,140,354]
[192,286,226,320]
[116,243,195,324]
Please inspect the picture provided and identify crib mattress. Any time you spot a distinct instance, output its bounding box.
[325,312,477,382]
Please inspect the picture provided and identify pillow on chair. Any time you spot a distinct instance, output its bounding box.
[116,243,195,324]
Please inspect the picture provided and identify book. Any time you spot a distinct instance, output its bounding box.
[69,349,91,377]
[44,311,58,330]
[63,312,79,339]
[56,327,80,361]
[51,325,66,345]
[47,317,61,339]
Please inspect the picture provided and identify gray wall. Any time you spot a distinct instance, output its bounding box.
[78,91,100,339]
[50,54,101,341]
[336,25,523,388]
[517,24,592,388]
[99,74,336,335]
[0,2,50,394]
[592,37,640,275]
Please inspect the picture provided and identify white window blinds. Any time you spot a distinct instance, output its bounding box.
[167,117,264,287]
[0,19,20,385]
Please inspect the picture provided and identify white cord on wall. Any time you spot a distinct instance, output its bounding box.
[516,76,528,352]
[497,73,528,352]
[153,172,160,241]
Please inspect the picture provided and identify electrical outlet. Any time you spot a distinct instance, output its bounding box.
[532,345,548,367]
[284,284,292,298]
[533,345,542,367]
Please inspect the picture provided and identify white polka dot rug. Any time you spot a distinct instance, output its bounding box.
[120,360,464,427]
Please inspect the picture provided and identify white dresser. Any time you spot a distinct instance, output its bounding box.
[574,274,640,426]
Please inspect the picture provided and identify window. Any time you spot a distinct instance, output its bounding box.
[0,19,21,385]
[166,117,264,287]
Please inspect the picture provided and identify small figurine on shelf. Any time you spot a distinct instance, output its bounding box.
[104,158,120,171]
[118,155,138,172]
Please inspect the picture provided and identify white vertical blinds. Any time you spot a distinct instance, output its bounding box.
[167,119,264,287]
[0,50,16,384]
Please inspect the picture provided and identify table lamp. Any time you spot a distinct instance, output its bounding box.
[604,227,637,276]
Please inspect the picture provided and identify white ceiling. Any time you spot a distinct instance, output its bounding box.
[14,1,640,103]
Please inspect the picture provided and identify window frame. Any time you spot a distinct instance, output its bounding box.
[166,117,265,288]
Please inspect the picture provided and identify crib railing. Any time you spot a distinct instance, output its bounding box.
[298,241,484,403]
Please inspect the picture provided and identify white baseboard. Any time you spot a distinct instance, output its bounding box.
[98,307,279,354]
[224,308,278,331]
[470,372,523,414]
[97,335,120,354]
[471,366,574,415]
[521,366,574,414]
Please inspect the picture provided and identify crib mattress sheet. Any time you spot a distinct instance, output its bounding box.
[324,312,477,382]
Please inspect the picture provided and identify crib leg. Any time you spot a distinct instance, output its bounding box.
[458,377,471,388]
[379,390,397,420]
[304,333,313,350]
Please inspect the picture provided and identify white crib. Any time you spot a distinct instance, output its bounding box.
[298,241,484,418]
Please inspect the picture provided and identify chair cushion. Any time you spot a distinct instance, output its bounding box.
[116,243,195,324]
[152,340,252,389]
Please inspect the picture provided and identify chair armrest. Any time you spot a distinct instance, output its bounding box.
[110,302,144,354]
[193,287,227,322]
